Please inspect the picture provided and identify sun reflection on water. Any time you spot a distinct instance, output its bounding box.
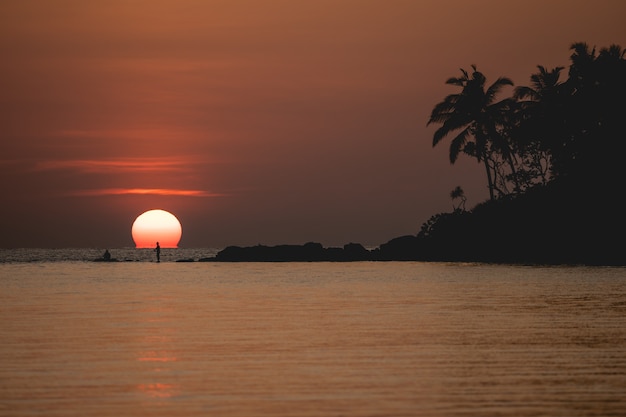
[137,382,179,399]
[135,296,181,402]
[137,350,178,362]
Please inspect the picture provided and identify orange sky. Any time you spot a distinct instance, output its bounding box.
[1,0,624,248]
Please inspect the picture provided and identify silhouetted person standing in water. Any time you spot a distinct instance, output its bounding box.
[103,249,111,261]
[155,242,161,263]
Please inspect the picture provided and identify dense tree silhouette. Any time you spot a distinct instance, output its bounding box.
[554,43,626,184]
[512,65,565,187]
[416,42,626,265]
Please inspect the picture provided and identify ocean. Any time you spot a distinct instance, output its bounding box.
[0,248,219,264]
[1,249,625,416]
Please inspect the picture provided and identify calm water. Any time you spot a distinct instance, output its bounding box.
[0,247,219,263]
[1,254,625,416]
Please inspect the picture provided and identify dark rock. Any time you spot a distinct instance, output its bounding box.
[198,257,217,262]
[341,243,372,261]
[377,235,420,261]
[213,241,374,262]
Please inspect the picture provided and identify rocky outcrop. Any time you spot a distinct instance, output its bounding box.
[200,242,374,262]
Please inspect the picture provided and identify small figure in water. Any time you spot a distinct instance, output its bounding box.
[155,242,161,263]
[103,249,111,261]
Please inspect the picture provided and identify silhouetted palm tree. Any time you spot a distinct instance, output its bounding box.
[450,186,467,211]
[513,65,565,183]
[514,65,564,103]
[428,66,514,200]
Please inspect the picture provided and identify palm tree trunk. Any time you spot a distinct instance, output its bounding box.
[506,153,520,192]
[482,154,495,200]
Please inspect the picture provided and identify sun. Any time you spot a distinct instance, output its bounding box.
[132,209,182,248]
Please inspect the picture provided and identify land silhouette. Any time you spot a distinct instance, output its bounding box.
[199,42,625,266]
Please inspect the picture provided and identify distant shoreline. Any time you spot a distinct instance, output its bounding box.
[1,240,622,266]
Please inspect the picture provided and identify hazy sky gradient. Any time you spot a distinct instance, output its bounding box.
[1,0,624,248]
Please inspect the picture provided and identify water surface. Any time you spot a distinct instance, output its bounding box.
[1,261,625,416]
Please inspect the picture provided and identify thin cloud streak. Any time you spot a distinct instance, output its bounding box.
[34,158,200,173]
[72,188,225,197]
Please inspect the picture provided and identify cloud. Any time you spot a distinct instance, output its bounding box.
[71,188,225,197]
[34,157,198,174]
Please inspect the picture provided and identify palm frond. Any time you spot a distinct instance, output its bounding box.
[449,127,471,163]
[600,44,626,59]
[432,126,449,147]
[516,65,564,100]
[570,42,592,56]
[428,111,453,125]
[427,95,461,125]
[486,77,514,103]
[545,67,564,86]
[432,114,471,147]
[446,77,465,86]
[463,142,477,159]
[570,42,596,65]
[513,86,538,101]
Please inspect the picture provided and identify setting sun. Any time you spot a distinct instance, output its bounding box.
[131,209,182,248]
